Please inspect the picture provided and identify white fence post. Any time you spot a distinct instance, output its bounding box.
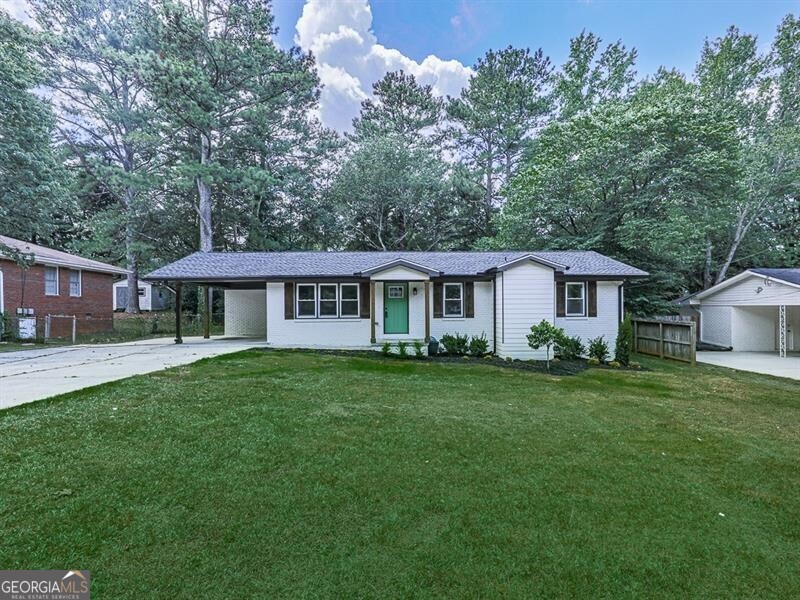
[72,315,77,345]
[45,314,51,340]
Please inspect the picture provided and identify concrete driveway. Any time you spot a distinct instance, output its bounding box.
[0,337,266,410]
[697,351,800,381]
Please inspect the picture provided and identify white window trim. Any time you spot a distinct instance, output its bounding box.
[296,283,364,320]
[565,282,586,317]
[339,283,360,318]
[45,266,59,296]
[443,282,464,318]
[386,284,405,299]
[318,283,339,319]
[296,283,317,319]
[69,269,82,297]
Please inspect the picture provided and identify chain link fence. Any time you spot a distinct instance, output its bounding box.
[1,312,224,346]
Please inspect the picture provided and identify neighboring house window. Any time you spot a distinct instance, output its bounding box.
[138,287,146,297]
[44,266,59,295]
[69,270,81,297]
[443,283,463,317]
[340,284,359,317]
[319,284,338,317]
[565,282,586,316]
[296,284,316,318]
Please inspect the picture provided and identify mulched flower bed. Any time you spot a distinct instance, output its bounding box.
[260,347,645,376]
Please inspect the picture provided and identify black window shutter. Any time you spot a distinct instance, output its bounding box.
[465,282,475,318]
[556,282,566,317]
[359,281,370,318]
[588,281,597,317]
[284,282,294,319]
[433,282,443,318]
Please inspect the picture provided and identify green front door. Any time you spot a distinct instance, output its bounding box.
[384,283,409,334]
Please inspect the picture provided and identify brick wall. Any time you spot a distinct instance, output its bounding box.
[0,259,116,334]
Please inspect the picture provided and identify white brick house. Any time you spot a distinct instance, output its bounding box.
[145,251,647,359]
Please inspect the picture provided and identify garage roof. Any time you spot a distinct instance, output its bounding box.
[750,268,800,287]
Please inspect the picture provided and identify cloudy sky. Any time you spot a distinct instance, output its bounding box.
[3,0,796,131]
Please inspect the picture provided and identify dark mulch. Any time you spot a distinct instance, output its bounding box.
[258,347,646,376]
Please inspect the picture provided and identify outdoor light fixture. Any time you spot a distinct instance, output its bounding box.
[412,287,418,296]
[756,286,764,294]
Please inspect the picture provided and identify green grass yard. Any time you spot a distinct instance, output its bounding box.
[1,351,798,598]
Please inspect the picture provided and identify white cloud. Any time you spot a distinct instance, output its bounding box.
[295,0,472,132]
[0,0,35,25]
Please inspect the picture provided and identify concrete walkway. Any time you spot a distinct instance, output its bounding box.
[0,337,266,410]
[697,351,800,381]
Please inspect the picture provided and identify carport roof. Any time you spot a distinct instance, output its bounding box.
[750,268,800,287]
[143,250,649,281]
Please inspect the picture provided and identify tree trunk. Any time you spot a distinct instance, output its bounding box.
[703,239,714,290]
[716,211,750,285]
[122,187,141,313]
[197,132,213,252]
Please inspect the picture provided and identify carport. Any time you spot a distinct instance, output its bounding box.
[690,268,800,359]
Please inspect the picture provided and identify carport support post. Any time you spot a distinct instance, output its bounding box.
[203,285,211,339]
[779,304,786,358]
[175,282,183,344]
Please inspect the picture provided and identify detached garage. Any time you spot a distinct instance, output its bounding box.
[690,268,800,357]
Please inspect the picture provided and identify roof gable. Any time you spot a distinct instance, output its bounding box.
[0,234,129,275]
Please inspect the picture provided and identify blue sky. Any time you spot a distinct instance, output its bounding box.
[276,0,797,74]
[276,0,797,130]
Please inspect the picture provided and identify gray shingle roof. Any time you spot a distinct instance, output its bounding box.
[750,268,800,286]
[144,250,648,281]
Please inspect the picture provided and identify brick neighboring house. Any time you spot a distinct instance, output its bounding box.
[0,235,129,336]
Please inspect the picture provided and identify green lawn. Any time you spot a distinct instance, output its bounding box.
[1,351,798,598]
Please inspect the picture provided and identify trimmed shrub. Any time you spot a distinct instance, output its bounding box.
[412,339,425,358]
[588,336,609,362]
[468,333,489,356]
[587,357,600,366]
[441,333,469,356]
[614,315,633,365]
[381,341,392,356]
[555,335,584,360]
[608,360,621,368]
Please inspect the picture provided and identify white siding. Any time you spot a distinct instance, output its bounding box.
[699,274,800,306]
[430,282,494,346]
[699,306,732,346]
[731,306,777,351]
[556,281,622,350]
[224,289,266,337]
[496,262,555,359]
[266,282,371,347]
[370,265,429,281]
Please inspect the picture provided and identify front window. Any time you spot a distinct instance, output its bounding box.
[340,284,359,317]
[319,284,338,317]
[69,270,81,297]
[296,284,316,317]
[566,282,586,316]
[444,283,463,317]
[45,266,59,295]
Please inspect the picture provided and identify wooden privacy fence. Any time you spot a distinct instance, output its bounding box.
[632,318,696,365]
